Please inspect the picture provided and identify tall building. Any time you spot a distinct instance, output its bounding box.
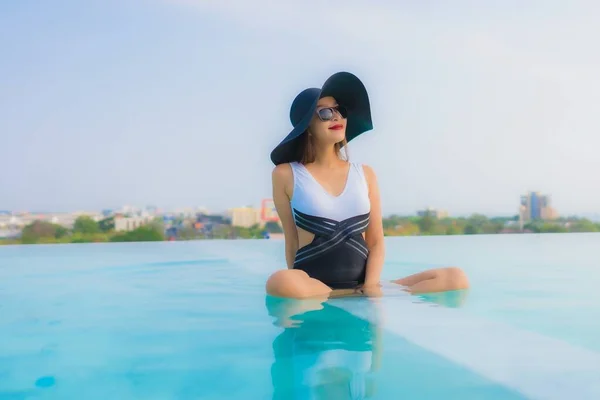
[541,206,559,220]
[229,207,261,228]
[520,191,558,222]
[261,199,280,223]
[417,207,449,219]
[114,215,155,232]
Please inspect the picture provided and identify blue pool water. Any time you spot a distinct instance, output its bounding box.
[1,233,600,399]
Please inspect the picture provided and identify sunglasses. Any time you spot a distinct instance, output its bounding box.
[316,105,348,121]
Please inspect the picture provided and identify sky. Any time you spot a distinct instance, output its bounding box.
[1,0,599,217]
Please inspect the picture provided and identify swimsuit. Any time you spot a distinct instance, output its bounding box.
[289,162,371,289]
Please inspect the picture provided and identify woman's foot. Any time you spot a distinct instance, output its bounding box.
[393,267,469,294]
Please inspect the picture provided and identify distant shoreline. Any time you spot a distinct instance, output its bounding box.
[2,213,599,246]
[3,230,600,247]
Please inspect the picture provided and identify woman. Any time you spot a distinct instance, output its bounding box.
[266,72,469,299]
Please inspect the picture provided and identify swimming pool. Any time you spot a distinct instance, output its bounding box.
[1,233,599,399]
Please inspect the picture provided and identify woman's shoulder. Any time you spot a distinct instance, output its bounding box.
[352,162,378,188]
[272,163,295,185]
[351,162,376,178]
[272,162,295,174]
[360,163,376,176]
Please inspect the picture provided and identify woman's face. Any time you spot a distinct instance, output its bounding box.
[308,96,347,145]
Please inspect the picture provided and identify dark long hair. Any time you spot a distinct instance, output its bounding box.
[294,132,349,165]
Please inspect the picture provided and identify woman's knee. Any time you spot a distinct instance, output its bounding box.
[265,269,331,299]
[442,267,469,289]
[266,269,309,298]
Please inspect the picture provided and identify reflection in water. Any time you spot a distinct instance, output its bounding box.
[264,289,468,399]
[265,295,382,399]
[415,289,469,308]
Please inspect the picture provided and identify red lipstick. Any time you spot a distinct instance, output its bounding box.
[329,124,343,130]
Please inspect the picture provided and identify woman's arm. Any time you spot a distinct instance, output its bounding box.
[272,164,299,268]
[363,164,385,286]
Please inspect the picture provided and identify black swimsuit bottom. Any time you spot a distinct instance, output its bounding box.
[292,208,370,289]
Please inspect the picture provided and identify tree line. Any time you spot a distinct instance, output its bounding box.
[382,214,600,236]
[2,216,164,245]
[1,213,598,246]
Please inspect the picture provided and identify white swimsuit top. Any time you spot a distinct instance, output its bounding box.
[289,162,371,222]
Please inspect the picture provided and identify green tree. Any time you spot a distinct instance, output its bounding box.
[445,224,463,235]
[482,222,504,234]
[178,226,199,240]
[568,219,598,233]
[523,221,540,233]
[463,224,479,235]
[21,221,68,244]
[418,215,435,234]
[110,225,165,242]
[73,216,100,234]
[233,224,264,239]
[211,225,233,239]
[70,232,110,243]
[538,223,568,233]
[264,221,283,233]
[383,215,404,230]
[98,217,115,232]
[468,214,488,227]
[55,226,68,238]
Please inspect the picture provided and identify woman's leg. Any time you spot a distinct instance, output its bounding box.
[266,269,332,299]
[392,267,469,294]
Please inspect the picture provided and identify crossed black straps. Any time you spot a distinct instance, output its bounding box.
[293,208,370,266]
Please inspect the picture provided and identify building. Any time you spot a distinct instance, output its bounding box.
[0,212,103,230]
[225,199,284,229]
[520,191,558,222]
[229,207,262,228]
[261,199,280,223]
[417,207,449,219]
[228,200,283,228]
[114,215,155,232]
[0,214,21,239]
[541,206,559,221]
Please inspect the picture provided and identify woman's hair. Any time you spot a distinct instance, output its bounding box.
[295,131,349,165]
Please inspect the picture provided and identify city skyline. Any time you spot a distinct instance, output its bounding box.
[0,188,591,220]
[2,192,599,222]
[2,1,600,216]
[3,193,599,244]
[0,195,595,218]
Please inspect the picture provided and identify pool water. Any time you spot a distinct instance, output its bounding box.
[1,234,600,399]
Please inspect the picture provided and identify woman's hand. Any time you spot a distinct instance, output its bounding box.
[357,283,383,298]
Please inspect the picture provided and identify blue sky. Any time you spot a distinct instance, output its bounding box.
[1,0,599,216]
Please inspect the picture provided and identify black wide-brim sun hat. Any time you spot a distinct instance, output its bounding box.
[270,71,373,165]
